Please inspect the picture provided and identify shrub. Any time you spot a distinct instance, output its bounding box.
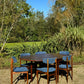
[1,42,45,57]
[44,27,84,53]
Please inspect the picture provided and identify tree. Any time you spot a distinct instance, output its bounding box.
[0,0,32,53]
[49,0,84,32]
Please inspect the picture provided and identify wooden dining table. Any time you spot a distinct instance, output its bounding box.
[20,53,68,82]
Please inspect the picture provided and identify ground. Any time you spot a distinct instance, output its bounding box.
[0,65,84,84]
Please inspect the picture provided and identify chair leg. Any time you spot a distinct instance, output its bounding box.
[56,71,57,84]
[27,72,28,84]
[11,73,13,84]
[66,71,68,83]
[47,74,49,84]
[71,69,73,80]
[31,64,33,81]
[57,62,59,83]
[37,71,39,84]
[61,71,63,77]
[56,69,59,82]
[24,74,26,82]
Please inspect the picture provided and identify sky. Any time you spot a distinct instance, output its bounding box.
[26,0,54,18]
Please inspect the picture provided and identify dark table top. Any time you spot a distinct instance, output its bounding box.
[20,53,67,62]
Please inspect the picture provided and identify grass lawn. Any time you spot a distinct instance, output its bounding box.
[4,42,43,48]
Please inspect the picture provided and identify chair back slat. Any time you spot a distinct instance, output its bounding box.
[20,53,31,64]
[59,51,69,55]
[35,51,47,55]
[62,55,72,61]
[12,56,17,63]
[43,58,57,64]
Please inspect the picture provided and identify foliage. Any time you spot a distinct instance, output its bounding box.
[1,42,45,57]
[1,26,84,57]
[0,0,84,68]
[73,55,84,63]
[44,27,84,53]
[0,26,84,68]
[50,0,84,32]
[7,10,53,42]
[1,27,84,57]
[0,0,84,54]
[0,0,33,53]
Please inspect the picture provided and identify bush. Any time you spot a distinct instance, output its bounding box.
[0,27,84,68]
[1,27,84,57]
[1,42,45,57]
[44,27,84,53]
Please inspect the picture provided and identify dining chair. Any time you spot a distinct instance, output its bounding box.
[20,53,31,68]
[58,55,73,83]
[11,56,29,84]
[59,51,70,68]
[36,58,58,84]
[35,51,47,68]
[20,53,34,81]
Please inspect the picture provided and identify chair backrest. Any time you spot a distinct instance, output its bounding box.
[11,56,17,72]
[62,55,72,61]
[12,56,17,63]
[59,51,69,55]
[35,51,47,55]
[62,55,73,69]
[20,53,31,57]
[43,58,57,73]
[43,58,57,64]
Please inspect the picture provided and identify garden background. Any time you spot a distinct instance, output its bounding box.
[0,0,84,68]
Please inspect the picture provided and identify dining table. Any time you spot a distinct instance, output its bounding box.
[20,53,68,82]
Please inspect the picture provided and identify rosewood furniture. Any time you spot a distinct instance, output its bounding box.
[11,56,29,84]
[35,51,47,67]
[58,55,73,82]
[36,58,58,84]
[20,53,68,82]
[20,53,31,67]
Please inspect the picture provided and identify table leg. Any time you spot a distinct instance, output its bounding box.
[31,62,33,81]
[57,60,59,82]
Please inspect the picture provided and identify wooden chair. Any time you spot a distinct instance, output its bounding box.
[20,53,31,68]
[59,51,70,68]
[58,55,73,83]
[36,58,58,84]
[35,51,47,68]
[20,53,35,81]
[11,56,29,84]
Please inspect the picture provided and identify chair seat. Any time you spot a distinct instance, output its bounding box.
[13,67,29,72]
[37,67,56,72]
[59,64,71,69]
[21,63,31,67]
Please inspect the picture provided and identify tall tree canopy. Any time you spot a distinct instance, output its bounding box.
[49,0,84,32]
[0,0,33,52]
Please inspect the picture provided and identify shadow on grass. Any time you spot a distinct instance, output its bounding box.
[13,71,36,84]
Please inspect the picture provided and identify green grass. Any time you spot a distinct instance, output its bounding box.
[0,41,46,68]
[4,42,43,48]
[0,56,29,69]
[73,55,84,63]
